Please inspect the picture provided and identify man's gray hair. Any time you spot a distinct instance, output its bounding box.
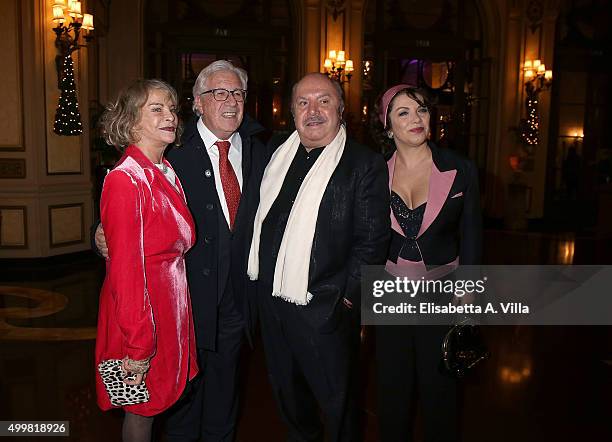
[192,60,248,116]
[290,73,345,117]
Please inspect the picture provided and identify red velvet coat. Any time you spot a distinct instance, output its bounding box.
[95,145,199,416]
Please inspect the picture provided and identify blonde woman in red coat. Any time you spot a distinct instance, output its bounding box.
[95,79,199,442]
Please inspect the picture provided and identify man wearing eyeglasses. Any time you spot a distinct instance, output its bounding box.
[163,60,269,442]
[151,60,266,441]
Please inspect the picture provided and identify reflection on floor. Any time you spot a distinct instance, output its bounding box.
[1,230,611,441]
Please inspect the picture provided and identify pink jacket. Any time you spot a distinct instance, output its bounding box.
[95,145,198,416]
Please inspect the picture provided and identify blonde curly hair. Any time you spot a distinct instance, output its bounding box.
[100,79,183,151]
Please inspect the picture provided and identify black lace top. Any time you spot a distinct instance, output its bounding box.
[390,191,426,261]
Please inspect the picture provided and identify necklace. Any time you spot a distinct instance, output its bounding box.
[156,162,169,174]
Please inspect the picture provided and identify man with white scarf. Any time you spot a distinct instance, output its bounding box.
[248,73,390,442]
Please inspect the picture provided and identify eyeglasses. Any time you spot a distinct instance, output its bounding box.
[201,88,247,102]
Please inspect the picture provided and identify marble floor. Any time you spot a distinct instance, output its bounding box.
[1,230,611,441]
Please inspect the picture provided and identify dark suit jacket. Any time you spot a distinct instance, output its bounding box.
[167,115,269,350]
[265,135,391,332]
[387,142,482,268]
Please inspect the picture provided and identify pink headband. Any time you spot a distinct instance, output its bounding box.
[379,84,416,128]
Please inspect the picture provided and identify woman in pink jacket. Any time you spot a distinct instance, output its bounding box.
[95,79,198,442]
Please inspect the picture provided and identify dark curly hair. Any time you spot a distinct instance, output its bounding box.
[369,86,437,154]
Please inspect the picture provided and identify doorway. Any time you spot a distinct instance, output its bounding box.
[143,0,296,134]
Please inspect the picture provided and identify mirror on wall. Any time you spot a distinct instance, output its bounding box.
[421,61,451,90]
[397,59,453,90]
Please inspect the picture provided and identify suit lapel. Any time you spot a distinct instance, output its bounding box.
[234,135,251,229]
[387,153,404,236]
[417,146,456,238]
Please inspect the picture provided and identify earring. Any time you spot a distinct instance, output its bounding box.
[387,131,394,139]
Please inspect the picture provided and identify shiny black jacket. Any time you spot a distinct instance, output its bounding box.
[265,136,391,332]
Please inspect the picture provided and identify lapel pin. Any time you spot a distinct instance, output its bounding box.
[204,169,212,178]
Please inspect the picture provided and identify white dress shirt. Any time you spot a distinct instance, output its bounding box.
[197,118,243,226]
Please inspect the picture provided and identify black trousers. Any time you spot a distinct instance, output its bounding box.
[375,325,458,442]
[258,283,360,442]
[164,289,244,442]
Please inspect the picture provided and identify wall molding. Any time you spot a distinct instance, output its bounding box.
[48,203,84,248]
[0,205,28,249]
[0,159,26,179]
[0,0,25,151]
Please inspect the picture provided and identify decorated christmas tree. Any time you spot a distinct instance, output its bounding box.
[53,54,83,136]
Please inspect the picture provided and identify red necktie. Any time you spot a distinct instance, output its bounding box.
[215,140,241,230]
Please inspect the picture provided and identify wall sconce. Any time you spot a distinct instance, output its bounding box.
[323,50,354,84]
[52,1,94,85]
[557,238,575,264]
[363,60,372,79]
[361,104,368,123]
[51,1,93,136]
[499,363,532,384]
[519,59,553,147]
[571,130,584,142]
[523,59,552,96]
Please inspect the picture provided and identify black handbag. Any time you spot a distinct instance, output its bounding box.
[442,318,490,378]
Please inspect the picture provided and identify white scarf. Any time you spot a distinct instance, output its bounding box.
[247,125,346,305]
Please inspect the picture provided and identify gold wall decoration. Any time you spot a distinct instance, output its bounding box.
[0,206,27,249]
[0,0,24,151]
[325,0,346,21]
[49,203,84,247]
[526,0,544,33]
[0,159,26,179]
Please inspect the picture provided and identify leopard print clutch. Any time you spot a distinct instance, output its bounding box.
[98,359,150,406]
